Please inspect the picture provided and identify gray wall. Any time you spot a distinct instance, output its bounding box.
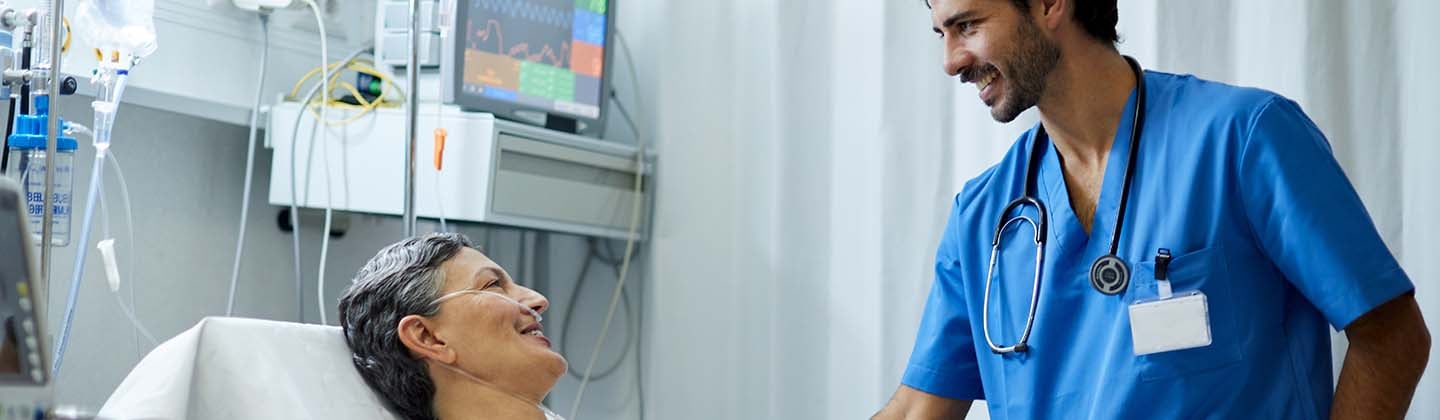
[0,95,643,419]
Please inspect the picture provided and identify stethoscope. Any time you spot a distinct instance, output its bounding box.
[981,56,1148,354]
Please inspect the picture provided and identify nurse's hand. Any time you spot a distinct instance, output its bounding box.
[871,385,972,420]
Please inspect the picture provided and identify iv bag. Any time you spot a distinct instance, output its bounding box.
[75,0,158,59]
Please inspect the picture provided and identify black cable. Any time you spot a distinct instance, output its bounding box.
[4,44,32,176]
[0,97,16,174]
[561,238,632,381]
[18,45,30,116]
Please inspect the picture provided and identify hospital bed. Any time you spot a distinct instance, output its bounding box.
[100,317,396,420]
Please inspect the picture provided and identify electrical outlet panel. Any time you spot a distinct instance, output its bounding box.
[375,0,442,68]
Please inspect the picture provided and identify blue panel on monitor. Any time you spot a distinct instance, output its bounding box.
[572,9,606,46]
[483,87,519,101]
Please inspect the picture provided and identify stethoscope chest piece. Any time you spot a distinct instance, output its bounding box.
[1089,254,1129,295]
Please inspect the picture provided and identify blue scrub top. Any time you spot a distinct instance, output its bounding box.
[902,71,1414,419]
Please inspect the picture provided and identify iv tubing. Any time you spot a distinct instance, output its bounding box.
[287,46,371,323]
[94,150,155,346]
[53,65,128,376]
[106,150,152,346]
[227,12,269,317]
[302,0,333,325]
[569,28,648,420]
[52,126,107,376]
[66,121,153,351]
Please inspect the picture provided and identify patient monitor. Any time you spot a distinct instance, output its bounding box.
[0,177,53,418]
[0,177,47,387]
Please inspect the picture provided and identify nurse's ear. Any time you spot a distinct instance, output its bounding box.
[1033,0,1070,34]
[397,314,456,364]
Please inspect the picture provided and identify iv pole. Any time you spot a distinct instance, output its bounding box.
[40,0,63,285]
[402,0,419,237]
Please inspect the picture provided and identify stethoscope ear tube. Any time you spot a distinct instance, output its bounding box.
[982,217,1046,354]
[993,196,1048,247]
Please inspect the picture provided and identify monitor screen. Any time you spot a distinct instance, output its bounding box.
[454,0,611,132]
[0,179,44,385]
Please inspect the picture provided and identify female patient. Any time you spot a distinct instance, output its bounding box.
[339,233,566,420]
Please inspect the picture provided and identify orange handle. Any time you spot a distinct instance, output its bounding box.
[433,128,448,171]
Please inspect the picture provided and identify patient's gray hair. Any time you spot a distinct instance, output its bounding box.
[339,232,476,420]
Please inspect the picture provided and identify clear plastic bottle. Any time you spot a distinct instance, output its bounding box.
[5,99,77,247]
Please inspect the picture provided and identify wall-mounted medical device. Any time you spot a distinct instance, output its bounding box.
[266,101,651,240]
[378,0,615,137]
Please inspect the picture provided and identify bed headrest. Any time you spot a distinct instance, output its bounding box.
[100,317,396,420]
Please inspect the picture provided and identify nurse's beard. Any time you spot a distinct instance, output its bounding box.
[992,18,1061,123]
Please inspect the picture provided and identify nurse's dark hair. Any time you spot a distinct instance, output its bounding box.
[338,232,477,420]
[925,0,1120,46]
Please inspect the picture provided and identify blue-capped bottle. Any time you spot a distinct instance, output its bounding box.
[4,95,77,246]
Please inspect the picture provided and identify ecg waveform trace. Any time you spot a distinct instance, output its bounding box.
[476,0,573,28]
[474,19,570,68]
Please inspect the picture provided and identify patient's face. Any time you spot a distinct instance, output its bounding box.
[430,248,566,390]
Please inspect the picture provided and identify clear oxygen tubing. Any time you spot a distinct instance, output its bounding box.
[300,0,334,326]
[430,288,543,322]
[52,65,129,376]
[226,12,270,317]
[287,47,372,324]
[569,27,648,420]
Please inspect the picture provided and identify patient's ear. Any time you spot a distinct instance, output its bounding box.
[396,314,456,363]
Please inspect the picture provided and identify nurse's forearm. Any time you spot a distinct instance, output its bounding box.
[1330,293,1430,419]
[872,385,971,420]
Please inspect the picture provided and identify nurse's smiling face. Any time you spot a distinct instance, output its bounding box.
[931,0,1061,122]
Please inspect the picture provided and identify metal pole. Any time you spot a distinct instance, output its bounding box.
[41,2,62,284]
[402,0,420,238]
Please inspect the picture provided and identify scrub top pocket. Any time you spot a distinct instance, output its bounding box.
[1127,246,1245,381]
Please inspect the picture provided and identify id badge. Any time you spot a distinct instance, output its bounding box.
[1129,291,1211,355]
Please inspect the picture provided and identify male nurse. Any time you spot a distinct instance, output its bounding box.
[873,0,1431,418]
